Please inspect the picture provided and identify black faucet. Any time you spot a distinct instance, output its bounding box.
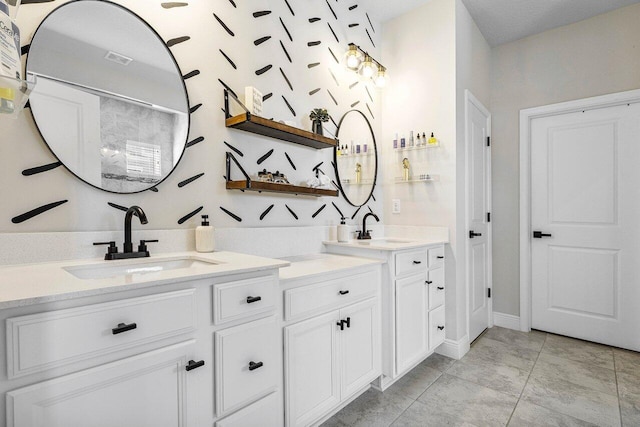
[357,212,380,240]
[94,205,157,260]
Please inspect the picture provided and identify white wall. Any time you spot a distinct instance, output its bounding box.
[0,0,382,235]
[491,3,640,315]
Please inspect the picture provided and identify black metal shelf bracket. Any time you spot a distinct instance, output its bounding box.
[226,152,251,187]
[224,89,250,119]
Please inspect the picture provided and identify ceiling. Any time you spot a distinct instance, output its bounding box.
[366,0,640,46]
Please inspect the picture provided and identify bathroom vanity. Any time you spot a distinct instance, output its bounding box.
[0,252,288,427]
[324,238,447,391]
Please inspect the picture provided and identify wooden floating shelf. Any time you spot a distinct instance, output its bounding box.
[225,113,338,149]
[226,180,338,197]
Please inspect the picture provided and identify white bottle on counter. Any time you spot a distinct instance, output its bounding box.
[195,215,214,252]
[337,217,350,243]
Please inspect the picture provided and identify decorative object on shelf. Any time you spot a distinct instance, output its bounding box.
[402,158,410,181]
[345,43,387,88]
[335,109,378,207]
[309,108,329,136]
[244,86,263,116]
[428,132,438,146]
[25,0,190,194]
[225,90,337,149]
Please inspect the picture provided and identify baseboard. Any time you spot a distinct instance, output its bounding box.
[493,312,521,330]
[435,335,470,360]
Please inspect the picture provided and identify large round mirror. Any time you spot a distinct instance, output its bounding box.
[335,110,378,207]
[26,0,189,193]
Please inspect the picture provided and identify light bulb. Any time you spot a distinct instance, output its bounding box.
[361,56,376,78]
[375,69,387,87]
[345,44,361,70]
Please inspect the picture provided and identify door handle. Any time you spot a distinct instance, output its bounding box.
[533,231,552,238]
[469,230,482,238]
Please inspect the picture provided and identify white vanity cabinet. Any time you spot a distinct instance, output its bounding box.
[0,264,284,427]
[280,260,382,427]
[324,242,446,391]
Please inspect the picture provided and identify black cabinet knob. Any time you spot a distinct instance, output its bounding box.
[246,296,262,304]
[426,280,433,284]
[437,326,445,331]
[437,287,444,290]
[345,317,351,328]
[339,290,350,295]
[249,361,264,371]
[437,256,444,259]
[413,260,422,265]
[469,230,482,239]
[533,231,552,238]
[112,322,137,335]
[186,359,205,371]
[337,320,345,331]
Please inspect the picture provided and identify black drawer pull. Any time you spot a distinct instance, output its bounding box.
[413,260,422,265]
[186,359,205,371]
[345,317,351,328]
[112,322,137,335]
[425,280,433,284]
[437,326,445,331]
[249,361,264,371]
[437,256,444,259]
[339,290,350,295]
[246,296,262,304]
[337,320,345,330]
[437,287,444,290]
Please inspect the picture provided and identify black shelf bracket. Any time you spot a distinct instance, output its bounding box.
[226,152,251,187]
[224,89,250,119]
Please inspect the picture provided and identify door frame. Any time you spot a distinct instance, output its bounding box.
[464,90,493,341]
[519,88,640,332]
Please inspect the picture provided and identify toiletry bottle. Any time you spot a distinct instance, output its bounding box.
[409,131,414,147]
[400,134,406,148]
[337,217,350,242]
[356,144,361,154]
[337,145,341,156]
[393,133,398,149]
[428,132,438,146]
[0,0,20,115]
[196,215,215,252]
[416,132,421,146]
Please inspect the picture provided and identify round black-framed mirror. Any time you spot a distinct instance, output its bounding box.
[334,110,378,207]
[26,0,190,194]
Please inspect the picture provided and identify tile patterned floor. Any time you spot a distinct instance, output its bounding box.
[322,327,640,427]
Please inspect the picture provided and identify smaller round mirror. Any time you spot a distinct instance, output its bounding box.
[335,110,378,207]
[26,0,190,193]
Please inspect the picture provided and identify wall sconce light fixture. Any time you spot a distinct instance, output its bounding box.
[345,43,388,88]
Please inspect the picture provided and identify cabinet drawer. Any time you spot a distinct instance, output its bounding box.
[429,305,446,350]
[395,249,427,277]
[284,270,377,321]
[6,289,197,379]
[215,392,281,427]
[215,316,279,417]
[213,276,277,325]
[428,246,445,269]
[428,267,445,310]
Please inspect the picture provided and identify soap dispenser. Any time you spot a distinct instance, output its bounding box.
[337,217,350,242]
[196,215,214,252]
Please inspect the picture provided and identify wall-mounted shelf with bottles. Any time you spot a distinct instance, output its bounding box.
[340,178,375,186]
[393,142,439,152]
[394,174,440,183]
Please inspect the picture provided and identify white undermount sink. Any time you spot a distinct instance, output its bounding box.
[63,256,220,280]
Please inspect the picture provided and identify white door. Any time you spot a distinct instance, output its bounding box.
[340,297,381,398]
[284,311,340,427]
[7,340,201,427]
[465,91,492,343]
[531,102,640,351]
[395,273,428,375]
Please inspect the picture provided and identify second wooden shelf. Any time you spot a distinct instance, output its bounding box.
[226,180,338,197]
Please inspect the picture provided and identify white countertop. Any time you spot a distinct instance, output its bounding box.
[322,237,447,251]
[0,251,289,309]
[278,253,383,283]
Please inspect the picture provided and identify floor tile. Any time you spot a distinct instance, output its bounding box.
[521,373,620,427]
[385,363,442,400]
[468,337,540,371]
[447,356,530,397]
[320,388,414,427]
[617,371,640,402]
[482,327,546,352]
[420,352,456,372]
[508,401,599,426]
[614,348,640,376]
[541,334,614,370]
[531,352,617,395]
[620,398,640,427]
[392,374,518,426]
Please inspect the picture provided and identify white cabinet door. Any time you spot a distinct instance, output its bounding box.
[284,311,340,427]
[7,340,202,427]
[339,297,381,399]
[427,267,445,310]
[395,273,428,375]
[215,392,281,427]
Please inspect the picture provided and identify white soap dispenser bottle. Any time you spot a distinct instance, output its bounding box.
[195,215,214,252]
[337,217,350,243]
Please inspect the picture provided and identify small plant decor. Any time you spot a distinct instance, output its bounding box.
[310,108,329,135]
